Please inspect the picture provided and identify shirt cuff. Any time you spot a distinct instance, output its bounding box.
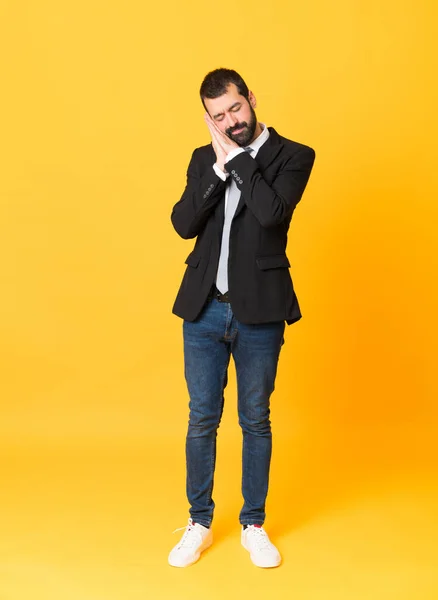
[213,163,229,181]
[225,147,246,162]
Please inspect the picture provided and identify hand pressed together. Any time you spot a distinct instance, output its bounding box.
[204,112,239,172]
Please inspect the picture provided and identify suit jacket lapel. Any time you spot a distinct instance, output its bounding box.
[254,127,284,170]
[233,127,284,219]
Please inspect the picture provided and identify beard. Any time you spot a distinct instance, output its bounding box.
[225,104,258,147]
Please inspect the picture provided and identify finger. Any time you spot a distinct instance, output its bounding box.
[208,123,223,145]
[212,137,225,157]
[205,113,223,136]
[209,127,222,150]
[209,118,224,137]
[204,116,218,138]
[204,113,217,131]
[210,134,219,150]
[204,114,229,153]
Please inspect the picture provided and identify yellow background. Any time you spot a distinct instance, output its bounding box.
[1,1,437,598]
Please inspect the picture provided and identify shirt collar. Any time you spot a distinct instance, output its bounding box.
[245,123,270,157]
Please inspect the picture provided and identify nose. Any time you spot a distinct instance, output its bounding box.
[224,112,239,129]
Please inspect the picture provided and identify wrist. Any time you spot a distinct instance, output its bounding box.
[225,147,246,163]
[213,162,228,181]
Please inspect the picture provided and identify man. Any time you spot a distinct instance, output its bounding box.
[168,68,315,568]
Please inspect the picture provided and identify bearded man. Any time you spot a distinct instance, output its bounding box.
[168,68,315,568]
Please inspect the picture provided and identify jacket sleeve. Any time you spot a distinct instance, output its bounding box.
[171,148,227,239]
[225,145,315,227]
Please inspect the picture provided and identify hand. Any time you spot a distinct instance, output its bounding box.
[204,113,239,171]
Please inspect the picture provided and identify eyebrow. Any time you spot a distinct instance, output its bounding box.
[213,102,241,119]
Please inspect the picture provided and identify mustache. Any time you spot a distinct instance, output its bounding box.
[226,122,248,136]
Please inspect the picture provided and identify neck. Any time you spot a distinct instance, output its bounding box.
[248,122,263,145]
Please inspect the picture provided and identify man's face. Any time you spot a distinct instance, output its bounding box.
[204,83,258,147]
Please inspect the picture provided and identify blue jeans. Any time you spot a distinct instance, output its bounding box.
[183,297,285,528]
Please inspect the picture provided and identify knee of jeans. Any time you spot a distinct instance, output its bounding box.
[188,412,222,436]
[239,413,271,436]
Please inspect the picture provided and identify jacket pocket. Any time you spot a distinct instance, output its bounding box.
[256,254,290,270]
[185,252,200,268]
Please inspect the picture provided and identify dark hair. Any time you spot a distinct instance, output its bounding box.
[200,68,249,108]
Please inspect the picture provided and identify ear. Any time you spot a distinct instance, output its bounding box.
[248,90,257,108]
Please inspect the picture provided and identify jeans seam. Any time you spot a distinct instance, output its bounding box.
[204,348,229,521]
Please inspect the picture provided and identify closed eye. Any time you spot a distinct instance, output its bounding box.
[213,102,242,121]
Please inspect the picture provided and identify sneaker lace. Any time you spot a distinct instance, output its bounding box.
[247,526,271,550]
[172,518,202,550]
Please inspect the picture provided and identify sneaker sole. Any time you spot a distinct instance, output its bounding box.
[168,536,213,568]
[241,539,281,568]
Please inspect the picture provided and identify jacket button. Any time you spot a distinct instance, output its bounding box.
[231,170,235,175]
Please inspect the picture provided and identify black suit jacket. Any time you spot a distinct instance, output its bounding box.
[171,127,315,325]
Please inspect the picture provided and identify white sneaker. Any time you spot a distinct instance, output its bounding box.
[241,525,281,568]
[168,518,213,567]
